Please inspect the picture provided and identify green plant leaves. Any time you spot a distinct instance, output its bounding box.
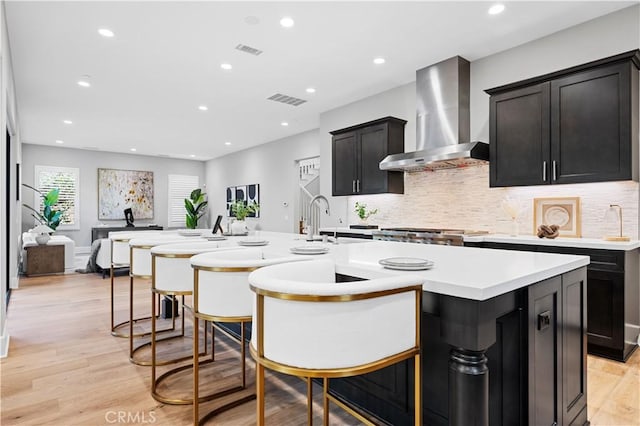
[184,188,208,229]
[21,185,65,230]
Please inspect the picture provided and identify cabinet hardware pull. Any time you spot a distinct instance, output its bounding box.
[552,161,557,181]
[356,180,360,193]
[543,161,547,182]
[352,180,356,193]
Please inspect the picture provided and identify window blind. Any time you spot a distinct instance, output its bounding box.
[168,174,199,228]
[34,165,80,230]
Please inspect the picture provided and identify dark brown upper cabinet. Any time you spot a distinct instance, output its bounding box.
[486,50,639,187]
[331,117,406,196]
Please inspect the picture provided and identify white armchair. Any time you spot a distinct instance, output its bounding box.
[248,258,424,425]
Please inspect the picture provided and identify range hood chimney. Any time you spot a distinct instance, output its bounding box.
[380,56,489,172]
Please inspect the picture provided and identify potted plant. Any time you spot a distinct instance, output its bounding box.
[354,202,378,225]
[231,200,259,234]
[184,188,208,229]
[22,184,65,231]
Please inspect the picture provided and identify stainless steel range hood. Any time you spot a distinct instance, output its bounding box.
[380,56,489,172]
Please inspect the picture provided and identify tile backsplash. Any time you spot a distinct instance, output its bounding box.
[349,164,639,239]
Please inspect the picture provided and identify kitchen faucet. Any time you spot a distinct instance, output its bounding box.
[308,195,331,241]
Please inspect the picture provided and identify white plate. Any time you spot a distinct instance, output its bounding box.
[379,257,433,268]
[381,264,434,271]
[238,240,269,246]
[178,229,204,237]
[290,246,329,255]
[204,235,227,241]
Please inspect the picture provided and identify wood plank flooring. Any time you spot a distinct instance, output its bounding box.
[2,272,639,425]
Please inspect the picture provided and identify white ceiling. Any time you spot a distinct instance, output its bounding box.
[5,1,635,161]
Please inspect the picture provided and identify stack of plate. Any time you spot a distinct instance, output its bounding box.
[290,245,330,255]
[378,257,434,271]
[204,235,227,241]
[238,239,269,247]
[178,229,204,237]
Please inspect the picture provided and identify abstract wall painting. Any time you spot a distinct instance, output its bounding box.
[98,168,154,220]
[226,183,260,218]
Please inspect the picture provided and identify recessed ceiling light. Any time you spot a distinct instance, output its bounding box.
[373,57,386,65]
[220,63,233,70]
[55,140,64,144]
[224,141,231,146]
[198,105,208,111]
[63,120,73,124]
[305,87,316,94]
[244,16,260,25]
[77,80,91,87]
[189,154,196,158]
[488,4,505,15]
[280,17,294,28]
[98,28,115,38]
[130,148,137,152]
[281,122,289,126]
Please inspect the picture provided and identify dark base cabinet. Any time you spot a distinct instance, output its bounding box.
[468,241,639,362]
[91,225,163,242]
[327,268,588,426]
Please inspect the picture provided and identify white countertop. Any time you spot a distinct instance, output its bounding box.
[464,234,640,251]
[209,231,589,301]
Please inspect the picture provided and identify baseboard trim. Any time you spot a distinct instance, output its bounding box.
[10,275,19,289]
[625,323,640,346]
[75,246,91,255]
[0,322,9,358]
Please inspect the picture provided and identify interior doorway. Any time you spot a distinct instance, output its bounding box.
[294,156,320,234]
[5,127,11,306]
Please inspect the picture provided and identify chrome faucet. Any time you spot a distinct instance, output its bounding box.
[308,195,331,240]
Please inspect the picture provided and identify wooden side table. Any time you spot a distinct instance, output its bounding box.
[25,245,65,276]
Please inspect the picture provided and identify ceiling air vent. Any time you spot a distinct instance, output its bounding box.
[235,43,263,56]
[267,93,307,106]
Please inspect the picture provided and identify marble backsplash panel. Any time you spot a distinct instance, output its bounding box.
[348,165,639,239]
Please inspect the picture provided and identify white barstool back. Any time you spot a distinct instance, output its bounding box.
[130,235,202,278]
[151,242,241,293]
[188,248,306,425]
[248,259,424,425]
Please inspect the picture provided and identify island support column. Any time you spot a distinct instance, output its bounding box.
[437,291,518,426]
[449,348,489,426]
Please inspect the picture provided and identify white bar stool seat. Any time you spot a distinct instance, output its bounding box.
[248,259,424,425]
[128,234,206,365]
[190,248,305,426]
[109,230,164,338]
[149,241,242,405]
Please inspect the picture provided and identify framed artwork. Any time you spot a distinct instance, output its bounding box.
[98,168,154,220]
[533,197,581,238]
[226,184,260,218]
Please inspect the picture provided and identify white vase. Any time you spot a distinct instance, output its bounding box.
[35,234,51,245]
[231,220,247,235]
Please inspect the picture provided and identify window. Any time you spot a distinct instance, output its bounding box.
[167,174,199,228]
[34,165,80,230]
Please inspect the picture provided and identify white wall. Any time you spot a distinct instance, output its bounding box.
[21,144,205,248]
[204,129,319,233]
[1,0,21,358]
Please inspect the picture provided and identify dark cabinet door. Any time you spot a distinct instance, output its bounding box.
[359,124,388,194]
[586,269,625,353]
[561,268,588,426]
[528,275,562,426]
[490,82,550,187]
[332,131,358,196]
[551,62,632,183]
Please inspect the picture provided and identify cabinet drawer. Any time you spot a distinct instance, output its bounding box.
[538,246,624,272]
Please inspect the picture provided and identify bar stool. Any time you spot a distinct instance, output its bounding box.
[109,230,164,338]
[129,234,204,365]
[190,248,304,426]
[150,241,242,405]
[248,259,424,425]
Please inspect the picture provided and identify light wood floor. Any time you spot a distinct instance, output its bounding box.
[1,272,639,425]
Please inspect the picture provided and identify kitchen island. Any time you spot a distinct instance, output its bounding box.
[218,232,590,425]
